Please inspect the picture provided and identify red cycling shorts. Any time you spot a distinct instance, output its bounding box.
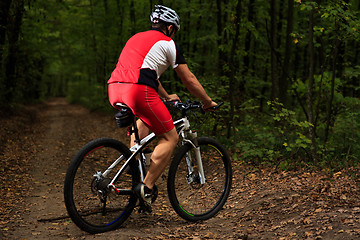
[108,83,174,136]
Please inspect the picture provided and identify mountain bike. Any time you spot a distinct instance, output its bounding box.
[64,100,232,234]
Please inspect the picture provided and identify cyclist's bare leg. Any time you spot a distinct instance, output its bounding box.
[130,119,149,147]
[143,127,178,189]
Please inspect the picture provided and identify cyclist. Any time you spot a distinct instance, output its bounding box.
[108,5,217,212]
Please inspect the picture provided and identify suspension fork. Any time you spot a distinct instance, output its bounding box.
[184,130,206,184]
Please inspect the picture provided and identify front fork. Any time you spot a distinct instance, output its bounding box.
[185,130,206,184]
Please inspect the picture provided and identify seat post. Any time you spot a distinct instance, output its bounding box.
[115,102,141,144]
[131,116,141,144]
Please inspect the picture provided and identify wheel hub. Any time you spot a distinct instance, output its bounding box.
[187,173,202,189]
[91,176,112,197]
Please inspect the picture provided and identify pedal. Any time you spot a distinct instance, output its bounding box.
[135,184,157,213]
[138,201,152,213]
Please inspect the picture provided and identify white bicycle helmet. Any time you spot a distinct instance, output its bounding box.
[150,5,180,31]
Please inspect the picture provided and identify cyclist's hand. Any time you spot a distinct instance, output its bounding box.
[202,100,218,112]
[165,94,181,102]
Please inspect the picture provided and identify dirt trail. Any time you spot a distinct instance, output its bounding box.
[1,98,360,239]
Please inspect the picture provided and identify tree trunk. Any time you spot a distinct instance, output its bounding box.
[0,0,11,60]
[130,0,136,35]
[307,6,317,162]
[216,0,226,73]
[4,0,25,103]
[116,0,124,48]
[102,0,109,87]
[279,0,294,104]
[353,41,359,97]
[324,39,340,143]
[243,0,254,73]
[88,0,101,84]
[227,0,242,139]
[0,0,12,103]
[149,0,153,11]
[270,0,279,100]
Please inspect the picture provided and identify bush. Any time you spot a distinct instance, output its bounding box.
[67,79,112,112]
[231,100,311,169]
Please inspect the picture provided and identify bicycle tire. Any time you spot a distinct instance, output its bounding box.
[64,138,139,233]
[167,137,232,221]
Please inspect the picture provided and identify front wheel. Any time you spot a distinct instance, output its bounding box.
[64,138,139,234]
[167,137,232,221]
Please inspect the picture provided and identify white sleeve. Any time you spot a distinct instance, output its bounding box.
[167,40,178,69]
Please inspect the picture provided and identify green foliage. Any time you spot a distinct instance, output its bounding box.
[2,0,360,171]
[318,97,360,167]
[268,101,312,153]
[232,80,360,169]
[231,100,312,168]
[67,79,109,112]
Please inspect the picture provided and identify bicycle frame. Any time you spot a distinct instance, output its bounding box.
[64,100,230,234]
[105,114,206,194]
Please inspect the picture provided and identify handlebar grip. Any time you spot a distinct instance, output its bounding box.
[163,100,179,107]
[213,102,224,110]
[164,100,224,113]
[206,102,224,111]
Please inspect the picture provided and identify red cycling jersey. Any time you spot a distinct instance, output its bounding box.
[108,29,186,91]
[108,29,186,135]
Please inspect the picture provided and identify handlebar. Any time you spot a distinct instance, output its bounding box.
[164,100,224,115]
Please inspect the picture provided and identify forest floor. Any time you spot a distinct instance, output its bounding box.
[1,98,360,240]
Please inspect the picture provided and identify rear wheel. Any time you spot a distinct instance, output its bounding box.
[64,138,139,233]
[167,137,232,221]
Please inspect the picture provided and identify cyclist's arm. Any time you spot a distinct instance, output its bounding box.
[158,81,180,102]
[174,64,217,109]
